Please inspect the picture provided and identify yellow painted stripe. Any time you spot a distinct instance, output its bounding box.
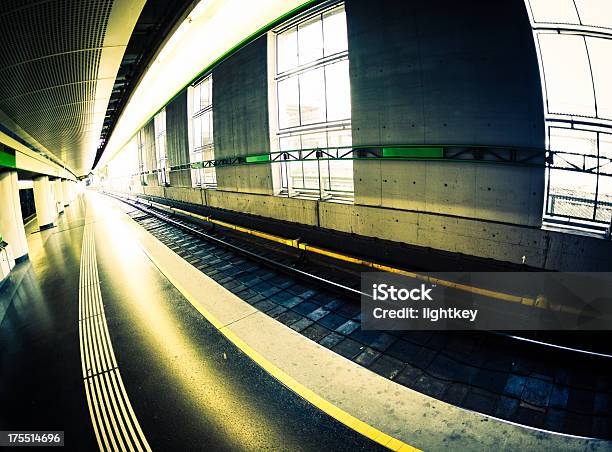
[79,222,152,452]
[154,198,537,307]
[137,243,422,452]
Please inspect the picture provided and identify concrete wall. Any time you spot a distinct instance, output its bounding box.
[166,91,191,187]
[213,36,273,195]
[164,186,203,205]
[347,0,545,227]
[114,185,612,271]
[354,161,544,226]
[141,120,158,187]
[102,0,612,271]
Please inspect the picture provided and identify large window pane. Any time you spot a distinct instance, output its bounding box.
[190,75,215,187]
[327,129,352,148]
[329,160,353,192]
[302,160,319,189]
[539,34,596,117]
[299,68,326,124]
[279,135,301,151]
[277,27,298,73]
[549,128,597,154]
[327,130,353,193]
[193,115,202,149]
[273,3,352,200]
[586,37,612,120]
[203,168,216,185]
[278,77,300,128]
[527,0,580,24]
[288,161,305,189]
[548,169,597,218]
[575,0,612,29]
[200,76,212,110]
[279,136,301,190]
[200,111,213,146]
[192,83,201,113]
[298,16,323,65]
[548,128,598,219]
[325,60,351,121]
[301,131,327,149]
[202,146,214,161]
[601,133,612,175]
[595,175,612,222]
[323,6,348,55]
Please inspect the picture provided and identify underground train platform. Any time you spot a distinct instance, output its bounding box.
[2,0,612,451]
[0,189,610,452]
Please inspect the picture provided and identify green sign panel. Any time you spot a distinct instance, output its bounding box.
[0,146,16,168]
[245,154,270,164]
[382,147,444,158]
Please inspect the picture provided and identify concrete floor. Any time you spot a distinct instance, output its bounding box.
[2,191,611,451]
[0,193,384,451]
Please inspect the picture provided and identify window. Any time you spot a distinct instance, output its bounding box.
[137,130,147,186]
[527,0,612,29]
[154,109,169,186]
[586,37,612,120]
[524,1,612,228]
[272,3,353,200]
[546,128,612,224]
[538,34,595,117]
[189,75,216,187]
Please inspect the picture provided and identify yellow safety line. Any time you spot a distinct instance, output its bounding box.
[136,196,537,306]
[137,242,421,452]
[79,222,152,452]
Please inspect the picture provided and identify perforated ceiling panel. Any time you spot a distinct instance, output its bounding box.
[0,0,142,176]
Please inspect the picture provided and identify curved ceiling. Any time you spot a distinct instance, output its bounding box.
[0,0,146,176]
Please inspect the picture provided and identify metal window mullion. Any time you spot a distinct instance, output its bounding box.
[320,21,330,198]
[277,118,351,136]
[275,52,348,81]
[545,126,553,216]
[273,0,344,34]
[594,132,600,221]
[572,0,583,26]
[535,33,551,116]
[581,35,599,122]
[193,104,213,119]
[327,144,332,191]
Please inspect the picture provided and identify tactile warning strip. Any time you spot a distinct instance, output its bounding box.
[79,223,151,452]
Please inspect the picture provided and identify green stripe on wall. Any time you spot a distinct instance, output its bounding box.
[382,147,444,158]
[0,147,16,168]
[245,154,270,163]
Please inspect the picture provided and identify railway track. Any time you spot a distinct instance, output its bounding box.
[104,191,612,439]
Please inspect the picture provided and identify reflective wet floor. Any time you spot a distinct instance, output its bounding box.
[0,193,385,451]
[120,194,612,440]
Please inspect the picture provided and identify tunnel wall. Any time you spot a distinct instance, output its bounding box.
[100,0,612,271]
[127,185,612,271]
[213,36,273,195]
[347,0,545,227]
[141,120,158,188]
[166,91,191,187]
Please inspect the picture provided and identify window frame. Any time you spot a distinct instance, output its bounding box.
[524,1,612,229]
[270,1,354,202]
[189,74,216,188]
[154,109,169,186]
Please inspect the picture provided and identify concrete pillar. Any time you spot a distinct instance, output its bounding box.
[62,179,70,206]
[0,171,28,260]
[33,176,56,229]
[54,179,64,214]
[69,180,76,202]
